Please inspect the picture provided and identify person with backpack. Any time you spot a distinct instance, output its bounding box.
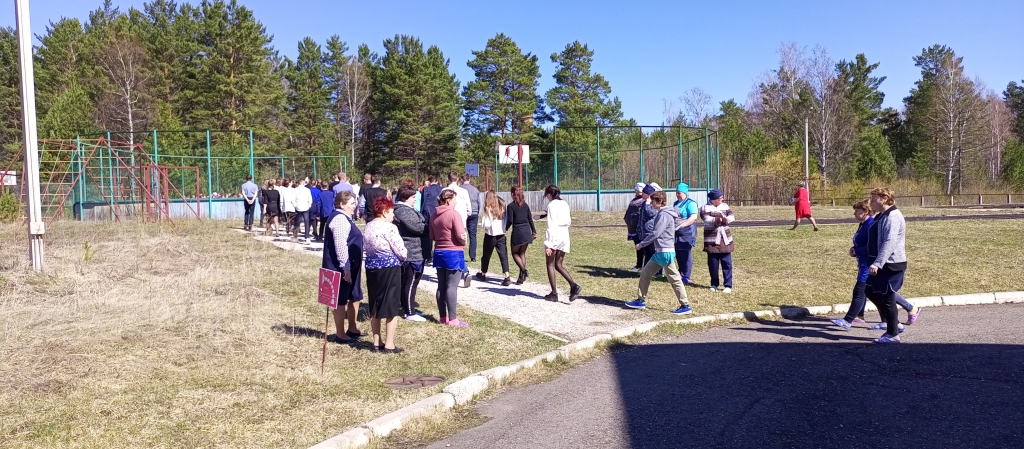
[625,191,692,314]
[673,183,700,284]
[623,183,646,271]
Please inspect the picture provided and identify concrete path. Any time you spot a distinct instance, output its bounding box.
[427,304,1024,449]
[242,228,652,341]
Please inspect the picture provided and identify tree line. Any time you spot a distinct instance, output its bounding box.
[0,0,1022,194]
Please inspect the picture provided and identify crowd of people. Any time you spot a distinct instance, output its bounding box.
[242,172,917,347]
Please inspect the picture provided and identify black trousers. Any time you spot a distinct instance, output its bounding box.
[292,210,309,239]
[466,214,479,260]
[401,261,423,316]
[243,201,255,227]
[481,234,510,274]
[318,216,329,241]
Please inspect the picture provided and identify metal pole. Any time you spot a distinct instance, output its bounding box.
[639,126,644,182]
[553,132,559,187]
[206,130,213,217]
[248,129,254,178]
[596,127,602,211]
[677,127,683,183]
[313,157,318,180]
[804,118,809,186]
[494,152,499,191]
[152,130,160,219]
[76,136,84,207]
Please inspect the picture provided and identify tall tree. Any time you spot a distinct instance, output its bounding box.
[1005,80,1024,141]
[851,125,897,181]
[368,35,460,176]
[0,27,21,158]
[545,41,622,128]
[749,43,809,149]
[983,93,1014,181]
[922,50,986,194]
[805,45,854,184]
[284,37,332,156]
[837,54,886,128]
[132,0,201,125]
[185,0,283,139]
[900,44,956,173]
[91,15,154,146]
[462,33,540,159]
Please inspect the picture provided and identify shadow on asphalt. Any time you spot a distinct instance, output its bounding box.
[577,265,638,279]
[609,340,1024,448]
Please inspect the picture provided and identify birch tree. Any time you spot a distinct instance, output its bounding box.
[926,54,985,194]
[92,18,153,146]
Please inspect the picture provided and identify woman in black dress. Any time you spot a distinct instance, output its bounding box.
[505,185,537,284]
[262,179,282,237]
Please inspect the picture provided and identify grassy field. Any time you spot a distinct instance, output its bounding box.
[571,204,1024,226]
[468,208,1024,316]
[2,206,1021,448]
[0,221,561,448]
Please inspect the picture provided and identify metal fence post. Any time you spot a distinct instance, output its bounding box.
[206,130,213,217]
[639,126,645,182]
[248,129,254,178]
[596,127,602,211]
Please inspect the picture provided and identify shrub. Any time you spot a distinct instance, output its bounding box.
[0,188,20,222]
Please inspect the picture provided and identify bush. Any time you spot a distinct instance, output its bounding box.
[0,188,20,222]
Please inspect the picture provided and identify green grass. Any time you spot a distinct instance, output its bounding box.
[468,210,1024,316]
[0,221,562,449]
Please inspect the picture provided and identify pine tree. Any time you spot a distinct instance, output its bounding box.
[186,0,284,142]
[462,33,540,161]
[545,41,622,128]
[368,35,460,177]
[34,18,90,116]
[1005,81,1024,141]
[284,37,333,157]
[852,125,897,181]
[0,27,21,158]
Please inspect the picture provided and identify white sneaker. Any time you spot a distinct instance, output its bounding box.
[723,287,732,294]
[709,286,718,292]
[404,314,427,322]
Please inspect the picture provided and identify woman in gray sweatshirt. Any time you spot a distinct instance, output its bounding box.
[866,187,908,344]
[624,191,692,315]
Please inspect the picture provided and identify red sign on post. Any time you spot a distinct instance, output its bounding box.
[318,268,342,309]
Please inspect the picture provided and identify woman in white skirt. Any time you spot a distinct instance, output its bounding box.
[542,184,582,303]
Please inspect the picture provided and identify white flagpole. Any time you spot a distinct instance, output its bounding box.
[15,0,45,271]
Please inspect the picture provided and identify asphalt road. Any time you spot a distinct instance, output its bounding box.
[427,304,1024,449]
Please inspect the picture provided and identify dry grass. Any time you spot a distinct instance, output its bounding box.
[468,212,1024,316]
[0,221,561,449]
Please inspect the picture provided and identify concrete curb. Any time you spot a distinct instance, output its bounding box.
[307,292,1023,449]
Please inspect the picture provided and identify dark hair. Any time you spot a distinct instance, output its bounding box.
[320,180,329,189]
[372,196,394,218]
[402,178,415,188]
[650,191,667,206]
[371,174,381,184]
[396,186,417,203]
[544,184,561,201]
[511,185,525,206]
[335,191,356,208]
[246,174,252,181]
[437,188,456,205]
[427,175,437,183]
[448,171,460,184]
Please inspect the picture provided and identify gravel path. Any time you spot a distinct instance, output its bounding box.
[240,227,652,341]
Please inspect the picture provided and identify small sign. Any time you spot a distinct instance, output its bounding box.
[465,164,479,177]
[318,268,342,309]
[496,144,530,164]
[1,171,15,186]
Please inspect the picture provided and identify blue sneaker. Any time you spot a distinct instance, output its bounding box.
[874,334,901,344]
[671,305,692,315]
[624,299,646,309]
[831,318,852,330]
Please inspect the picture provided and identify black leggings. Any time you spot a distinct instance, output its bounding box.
[481,234,510,274]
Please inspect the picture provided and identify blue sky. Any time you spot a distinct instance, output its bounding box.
[3,0,1022,125]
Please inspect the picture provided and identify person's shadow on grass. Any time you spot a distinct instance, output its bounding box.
[577,265,638,279]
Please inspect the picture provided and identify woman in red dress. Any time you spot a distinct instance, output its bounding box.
[790,181,819,231]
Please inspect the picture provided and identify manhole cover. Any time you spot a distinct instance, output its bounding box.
[384,375,445,390]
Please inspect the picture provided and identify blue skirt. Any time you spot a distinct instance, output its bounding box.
[433,249,467,272]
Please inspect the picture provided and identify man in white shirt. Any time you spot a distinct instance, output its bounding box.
[441,171,471,226]
[291,179,314,242]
